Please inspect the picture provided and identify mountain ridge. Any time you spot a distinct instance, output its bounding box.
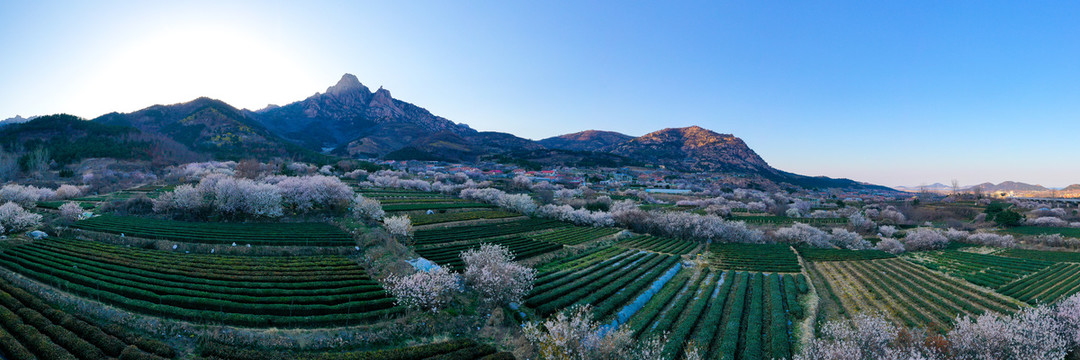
[7,73,897,190]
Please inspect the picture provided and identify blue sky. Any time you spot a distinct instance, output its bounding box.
[2,1,1079,187]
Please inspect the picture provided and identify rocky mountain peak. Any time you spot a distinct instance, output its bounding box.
[613,125,772,173]
[326,73,369,96]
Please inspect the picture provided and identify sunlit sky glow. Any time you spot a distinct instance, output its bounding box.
[2,1,1079,188]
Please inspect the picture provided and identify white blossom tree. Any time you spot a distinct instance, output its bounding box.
[831,228,872,250]
[461,244,536,306]
[351,194,385,222]
[798,293,1080,360]
[384,267,459,313]
[152,184,205,214]
[966,232,1017,248]
[383,215,413,239]
[1030,217,1070,227]
[902,228,949,252]
[535,204,615,227]
[511,175,534,190]
[53,185,83,199]
[774,223,831,248]
[0,202,42,234]
[0,184,53,207]
[848,212,876,233]
[460,187,537,215]
[878,225,899,238]
[273,175,353,212]
[523,304,663,360]
[58,202,83,222]
[875,238,905,254]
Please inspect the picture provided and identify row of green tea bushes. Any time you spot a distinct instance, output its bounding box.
[412,218,568,246]
[355,189,447,197]
[528,227,621,246]
[126,184,168,192]
[796,247,896,262]
[533,247,628,277]
[616,236,697,255]
[12,241,380,298]
[815,258,1018,333]
[627,270,808,360]
[915,251,1051,289]
[413,236,561,270]
[382,203,495,212]
[410,210,520,226]
[0,239,401,328]
[196,339,512,360]
[71,215,354,246]
[998,263,1080,305]
[708,243,802,273]
[377,198,472,204]
[0,276,173,360]
[35,201,96,210]
[526,252,679,317]
[1003,226,1080,239]
[729,216,848,225]
[532,251,639,293]
[997,248,1080,263]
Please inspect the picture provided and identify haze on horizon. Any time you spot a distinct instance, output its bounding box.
[2,1,1079,188]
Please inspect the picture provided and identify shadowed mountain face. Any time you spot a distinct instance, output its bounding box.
[538,130,634,152]
[248,74,476,156]
[92,97,325,162]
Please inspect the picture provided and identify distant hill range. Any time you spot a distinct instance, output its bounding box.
[893,181,1080,195]
[1,73,897,191]
[0,115,37,127]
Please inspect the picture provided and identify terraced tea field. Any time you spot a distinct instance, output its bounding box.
[0,276,174,360]
[528,226,620,246]
[72,215,354,246]
[526,250,679,318]
[728,216,848,225]
[911,250,1052,289]
[199,339,512,360]
[796,247,895,262]
[414,236,562,270]
[708,243,801,273]
[0,239,401,327]
[410,210,520,226]
[412,218,568,246]
[998,263,1080,305]
[997,248,1080,263]
[381,202,495,212]
[616,235,698,255]
[812,258,1019,332]
[624,268,809,360]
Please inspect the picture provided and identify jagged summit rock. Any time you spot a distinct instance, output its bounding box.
[325,73,368,96]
